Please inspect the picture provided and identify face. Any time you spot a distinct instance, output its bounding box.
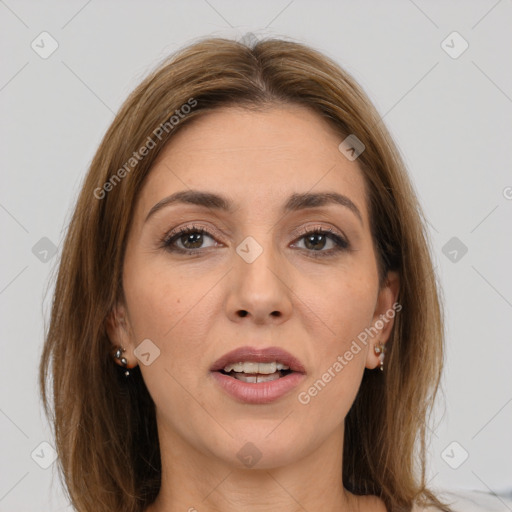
[107,105,399,470]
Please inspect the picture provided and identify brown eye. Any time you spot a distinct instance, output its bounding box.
[303,232,329,251]
[178,231,207,250]
[292,228,349,257]
[162,226,219,254]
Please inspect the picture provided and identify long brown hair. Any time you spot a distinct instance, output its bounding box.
[39,36,450,512]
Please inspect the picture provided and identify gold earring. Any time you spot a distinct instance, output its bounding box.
[374,343,386,371]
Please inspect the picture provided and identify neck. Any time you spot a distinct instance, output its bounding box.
[146,422,362,512]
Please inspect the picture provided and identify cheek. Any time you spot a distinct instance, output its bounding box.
[295,278,375,421]
[123,254,196,335]
[123,272,179,340]
[335,281,376,340]
[122,256,222,372]
[292,271,376,408]
[292,236,379,346]
[300,268,377,350]
[122,259,217,414]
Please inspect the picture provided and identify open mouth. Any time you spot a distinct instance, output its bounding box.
[210,347,306,403]
[218,368,294,383]
[210,354,306,404]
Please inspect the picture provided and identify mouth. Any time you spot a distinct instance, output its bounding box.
[210,345,306,375]
[209,346,306,404]
[218,363,294,383]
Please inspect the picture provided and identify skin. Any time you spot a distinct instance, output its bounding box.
[107,105,399,512]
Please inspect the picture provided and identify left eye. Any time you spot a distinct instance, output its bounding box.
[292,229,349,254]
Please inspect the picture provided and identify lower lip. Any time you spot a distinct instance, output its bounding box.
[210,371,305,404]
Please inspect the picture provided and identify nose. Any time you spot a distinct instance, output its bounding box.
[225,237,293,325]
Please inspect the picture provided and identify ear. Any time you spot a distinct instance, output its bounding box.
[105,301,138,369]
[365,271,400,370]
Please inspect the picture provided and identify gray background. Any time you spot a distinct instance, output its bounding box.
[1,1,511,510]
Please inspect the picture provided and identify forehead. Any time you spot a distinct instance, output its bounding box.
[136,105,368,222]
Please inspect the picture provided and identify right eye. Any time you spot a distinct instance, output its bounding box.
[161,225,220,254]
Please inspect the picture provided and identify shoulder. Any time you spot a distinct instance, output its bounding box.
[411,505,442,512]
[413,489,512,512]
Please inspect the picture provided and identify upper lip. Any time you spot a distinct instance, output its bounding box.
[210,346,306,374]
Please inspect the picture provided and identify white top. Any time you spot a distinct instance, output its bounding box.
[412,489,512,512]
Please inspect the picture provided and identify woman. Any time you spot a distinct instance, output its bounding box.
[39,36,452,511]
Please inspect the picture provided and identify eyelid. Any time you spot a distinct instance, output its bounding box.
[164,222,225,243]
[291,223,347,240]
[163,222,347,244]
[160,221,351,257]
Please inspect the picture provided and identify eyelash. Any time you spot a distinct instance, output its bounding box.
[160,224,350,258]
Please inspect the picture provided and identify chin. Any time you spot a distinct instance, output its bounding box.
[208,427,308,470]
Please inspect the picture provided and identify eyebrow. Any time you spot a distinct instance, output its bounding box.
[145,190,363,224]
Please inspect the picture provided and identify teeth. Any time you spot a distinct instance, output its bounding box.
[232,372,281,383]
[223,361,290,374]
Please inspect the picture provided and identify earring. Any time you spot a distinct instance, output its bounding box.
[113,346,131,377]
[374,343,386,372]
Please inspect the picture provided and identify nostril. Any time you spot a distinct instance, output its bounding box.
[238,310,248,317]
